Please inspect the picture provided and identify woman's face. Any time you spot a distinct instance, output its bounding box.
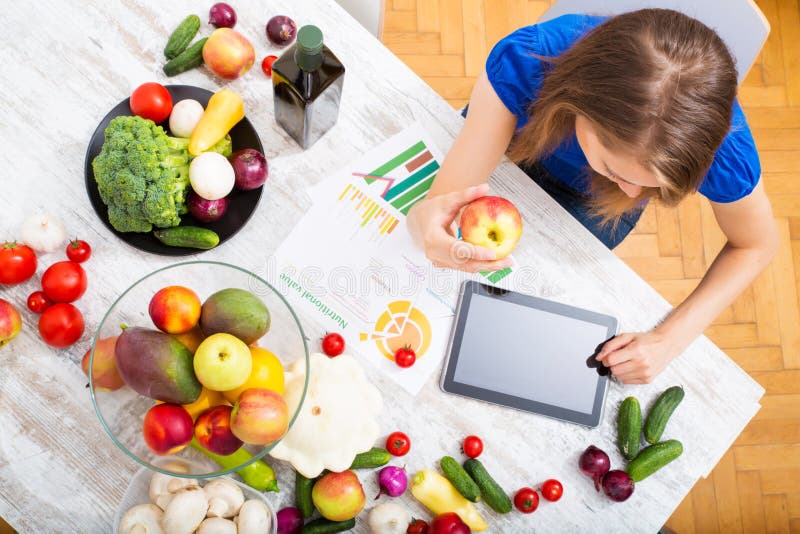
[574,115,661,197]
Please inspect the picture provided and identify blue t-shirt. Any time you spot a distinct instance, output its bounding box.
[486,14,761,203]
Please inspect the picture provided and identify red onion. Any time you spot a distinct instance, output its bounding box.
[579,445,611,491]
[376,465,407,498]
[266,15,298,46]
[276,507,304,534]
[209,3,237,28]
[230,148,269,191]
[186,190,229,222]
[601,470,635,502]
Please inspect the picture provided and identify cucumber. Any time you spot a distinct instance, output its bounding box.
[349,447,390,469]
[440,456,481,502]
[617,396,643,461]
[154,225,219,249]
[463,458,511,514]
[644,386,685,444]
[295,471,315,518]
[626,439,683,482]
[300,518,356,534]
[164,14,201,59]
[163,37,208,77]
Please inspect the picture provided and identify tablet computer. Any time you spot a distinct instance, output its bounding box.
[440,280,617,427]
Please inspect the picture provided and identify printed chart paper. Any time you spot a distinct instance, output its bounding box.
[272,124,514,394]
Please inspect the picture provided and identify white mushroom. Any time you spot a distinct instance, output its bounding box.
[149,472,200,511]
[197,517,238,534]
[118,503,164,534]
[162,486,208,534]
[235,499,271,534]
[204,479,245,518]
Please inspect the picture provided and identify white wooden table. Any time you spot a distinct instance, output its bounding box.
[0,0,764,532]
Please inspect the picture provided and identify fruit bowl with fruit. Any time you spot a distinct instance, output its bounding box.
[89,261,309,478]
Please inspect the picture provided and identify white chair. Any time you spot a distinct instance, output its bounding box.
[335,0,386,39]
[538,0,769,84]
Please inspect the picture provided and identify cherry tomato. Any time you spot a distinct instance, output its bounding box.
[66,239,91,263]
[27,291,53,314]
[407,519,429,534]
[38,303,84,348]
[41,261,87,303]
[0,242,37,285]
[394,346,416,368]
[429,513,469,534]
[541,479,563,502]
[321,332,345,357]
[514,487,539,513]
[386,431,411,456]
[261,55,278,77]
[129,82,173,123]
[462,435,483,459]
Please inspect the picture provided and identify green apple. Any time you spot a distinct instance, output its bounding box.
[193,333,252,391]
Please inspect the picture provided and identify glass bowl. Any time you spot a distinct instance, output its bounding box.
[90,261,309,478]
[113,457,277,534]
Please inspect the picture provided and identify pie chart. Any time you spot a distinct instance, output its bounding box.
[360,300,432,361]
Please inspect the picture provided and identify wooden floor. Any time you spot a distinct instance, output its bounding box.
[382,1,800,532]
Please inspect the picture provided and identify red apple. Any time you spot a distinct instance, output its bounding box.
[203,28,255,80]
[312,471,366,521]
[149,286,201,334]
[0,298,22,348]
[143,403,194,455]
[82,336,125,391]
[460,196,523,260]
[230,388,288,445]
[194,405,243,455]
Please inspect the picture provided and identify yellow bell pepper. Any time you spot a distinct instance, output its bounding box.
[189,88,244,156]
[410,470,488,531]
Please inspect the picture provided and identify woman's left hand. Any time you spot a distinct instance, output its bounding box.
[595,330,682,384]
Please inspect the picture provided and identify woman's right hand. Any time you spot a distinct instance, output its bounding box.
[407,184,514,273]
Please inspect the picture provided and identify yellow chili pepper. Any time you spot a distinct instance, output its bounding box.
[189,88,244,156]
[410,470,488,531]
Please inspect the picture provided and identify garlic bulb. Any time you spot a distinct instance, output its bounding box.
[21,213,66,253]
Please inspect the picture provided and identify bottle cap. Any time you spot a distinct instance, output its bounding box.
[297,25,323,56]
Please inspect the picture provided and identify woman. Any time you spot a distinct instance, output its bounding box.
[407,9,778,384]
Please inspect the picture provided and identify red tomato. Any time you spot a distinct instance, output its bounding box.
[462,435,483,459]
[261,55,278,77]
[541,479,563,502]
[27,291,53,314]
[321,332,345,357]
[429,513,470,534]
[66,239,92,263]
[0,242,37,285]
[514,487,539,513]
[386,431,411,456]
[38,303,84,348]
[41,261,87,303]
[130,82,173,123]
[394,346,416,368]
[407,519,429,534]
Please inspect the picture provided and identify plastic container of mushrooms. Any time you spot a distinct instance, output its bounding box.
[114,458,277,534]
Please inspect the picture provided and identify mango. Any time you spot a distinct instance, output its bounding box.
[115,326,202,404]
[200,288,270,345]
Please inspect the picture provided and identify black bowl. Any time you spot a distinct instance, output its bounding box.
[84,85,264,256]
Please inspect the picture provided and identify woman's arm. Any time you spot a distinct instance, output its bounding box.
[597,181,779,383]
[406,72,518,272]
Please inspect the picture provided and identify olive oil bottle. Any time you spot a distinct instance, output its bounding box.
[272,25,345,149]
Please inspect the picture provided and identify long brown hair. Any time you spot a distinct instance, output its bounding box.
[507,9,738,222]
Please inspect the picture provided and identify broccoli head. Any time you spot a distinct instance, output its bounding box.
[92,115,232,233]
